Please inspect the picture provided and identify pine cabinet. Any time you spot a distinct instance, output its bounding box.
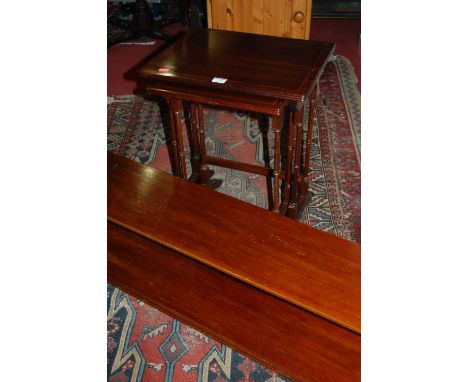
[206,0,312,40]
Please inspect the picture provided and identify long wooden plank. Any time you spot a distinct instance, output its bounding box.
[108,222,360,382]
[107,152,361,333]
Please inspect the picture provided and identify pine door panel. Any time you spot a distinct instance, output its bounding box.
[207,0,312,39]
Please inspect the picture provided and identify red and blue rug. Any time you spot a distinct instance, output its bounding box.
[107,56,361,382]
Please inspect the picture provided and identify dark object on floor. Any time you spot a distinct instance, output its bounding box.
[107,0,183,48]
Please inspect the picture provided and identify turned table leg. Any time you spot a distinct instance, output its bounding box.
[272,114,282,213]
[281,112,295,215]
[196,104,209,185]
[170,99,187,180]
[167,98,181,177]
[287,107,304,219]
[189,103,202,180]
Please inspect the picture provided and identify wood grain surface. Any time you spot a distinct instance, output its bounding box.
[137,29,334,102]
[146,82,286,116]
[206,0,312,40]
[108,152,360,333]
[108,222,360,382]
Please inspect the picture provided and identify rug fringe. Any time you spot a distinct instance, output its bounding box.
[107,95,135,105]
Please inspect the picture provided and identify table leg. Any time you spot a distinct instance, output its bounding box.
[170,99,187,180]
[272,114,282,214]
[168,99,181,177]
[281,112,295,215]
[196,104,209,185]
[299,95,317,205]
[287,107,304,219]
[189,103,202,180]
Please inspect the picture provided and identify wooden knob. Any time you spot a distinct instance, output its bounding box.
[293,11,305,23]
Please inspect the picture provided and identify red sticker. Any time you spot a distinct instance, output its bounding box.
[158,67,170,73]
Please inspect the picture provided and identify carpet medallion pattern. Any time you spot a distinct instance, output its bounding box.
[107,56,360,382]
[108,285,288,382]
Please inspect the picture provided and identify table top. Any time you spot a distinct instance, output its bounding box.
[108,152,360,333]
[138,29,335,102]
[109,222,360,382]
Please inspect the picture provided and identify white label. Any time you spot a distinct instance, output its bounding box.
[211,77,228,84]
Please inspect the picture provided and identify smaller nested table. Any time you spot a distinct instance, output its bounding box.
[146,82,288,212]
[138,29,335,218]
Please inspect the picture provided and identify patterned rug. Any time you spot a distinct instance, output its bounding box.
[107,55,361,382]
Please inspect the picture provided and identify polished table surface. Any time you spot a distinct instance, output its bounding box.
[108,151,360,381]
[108,152,361,333]
[138,28,335,103]
[108,222,360,382]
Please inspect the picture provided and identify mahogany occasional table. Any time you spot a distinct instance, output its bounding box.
[137,29,335,218]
